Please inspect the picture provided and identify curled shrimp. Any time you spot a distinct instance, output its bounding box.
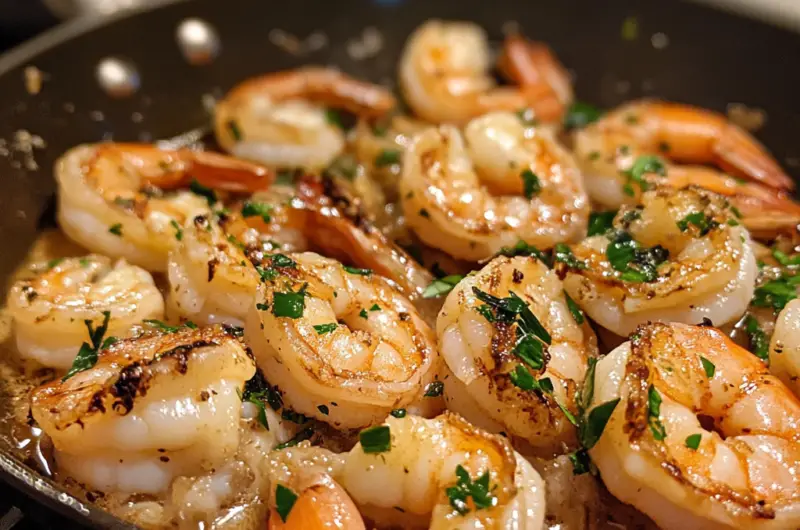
[573,100,792,201]
[214,67,396,169]
[30,325,255,494]
[769,298,800,398]
[244,252,441,429]
[400,115,589,261]
[7,255,164,370]
[56,143,273,272]
[341,413,546,529]
[563,187,757,337]
[587,322,800,530]
[437,255,597,454]
[399,20,571,125]
[497,34,573,123]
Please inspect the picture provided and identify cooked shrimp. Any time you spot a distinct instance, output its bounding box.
[563,187,756,337]
[214,67,396,169]
[573,100,792,203]
[167,214,260,327]
[341,413,545,529]
[769,298,800,397]
[497,34,573,123]
[56,143,273,272]
[587,322,800,530]
[30,325,255,494]
[245,252,440,429]
[437,255,597,454]
[399,20,569,124]
[7,255,164,370]
[401,116,589,261]
[268,472,365,530]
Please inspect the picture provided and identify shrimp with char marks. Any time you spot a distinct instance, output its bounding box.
[401,114,589,262]
[587,322,800,530]
[562,187,756,337]
[245,252,441,430]
[7,255,164,370]
[214,67,396,170]
[437,255,597,454]
[30,325,255,494]
[399,20,572,125]
[341,412,546,529]
[56,143,273,272]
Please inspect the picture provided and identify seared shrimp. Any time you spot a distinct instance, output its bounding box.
[437,255,597,454]
[7,255,164,370]
[563,187,756,337]
[30,325,255,494]
[167,214,260,327]
[588,322,800,530]
[399,20,571,124]
[769,298,800,397]
[401,116,589,261]
[56,143,272,272]
[497,34,573,123]
[214,67,396,169]
[341,413,546,529]
[245,252,440,429]
[574,100,792,206]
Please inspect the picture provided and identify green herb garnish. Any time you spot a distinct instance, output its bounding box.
[565,292,585,325]
[272,289,306,319]
[423,275,464,298]
[606,231,669,283]
[242,201,273,223]
[313,323,337,335]
[677,212,718,235]
[424,381,444,397]
[275,484,298,522]
[700,356,715,378]
[63,311,113,380]
[108,223,123,236]
[374,148,401,167]
[744,315,770,361]
[685,433,702,450]
[227,119,242,141]
[390,408,407,418]
[170,219,183,241]
[343,265,372,276]
[564,101,604,129]
[553,243,587,270]
[647,385,667,441]
[578,398,620,449]
[587,211,616,237]
[521,169,541,199]
[189,178,217,206]
[497,240,550,265]
[360,425,391,453]
[446,465,497,516]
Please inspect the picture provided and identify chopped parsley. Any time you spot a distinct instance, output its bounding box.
[424,380,444,397]
[772,248,800,267]
[606,231,669,283]
[446,465,497,515]
[272,287,307,319]
[744,315,770,362]
[751,274,800,312]
[63,311,113,381]
[46,257,64,269]
[343,265,372,276]
[359,308,369,319]
[587,211,616,237]
[241,201,273,223]
[700,356,715,378]
[622,155,666,196]
[497,240,550,265]
[423,275,464,298]
[313,323,337,335]
[108,223,123,236]
[325,108,344,129]
[143,319,197,333]
[563,101,604,129]
[274,427,314,450]
[578,397,620,449]
[390,408,407,418]
[553,243,587,270]
[568,449,592,475]
[647,385,667,441]
[685,433,702,450]
[359,425,391,453]
[275,484,298,522]
[565,292,585,325]
[271,254,296,268]
[170,219,183,241]
[521,169,541,199]
[374,148,401,167]
[189,178,217,206]
[677,212,718,235]
[227,119,242,141]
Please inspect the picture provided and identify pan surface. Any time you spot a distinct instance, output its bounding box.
[0,0,799,527]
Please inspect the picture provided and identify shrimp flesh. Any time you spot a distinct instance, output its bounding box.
[563,187,756,337]
[30,325,255,494]
[245,252,440,429]
[587,322,800,530]
[341,412,546,529]
[437,255,597,454]
[214,67,396,169]
[56,143,273,272]
[769,298,800,398]
[401,115,589,261]
[7,255,164,370]
[399,20,571,124]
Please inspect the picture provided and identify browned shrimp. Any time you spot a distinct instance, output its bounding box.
[497,34,573,123]
[214,67,396,169]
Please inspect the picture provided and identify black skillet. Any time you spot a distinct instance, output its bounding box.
[0,0,798,527]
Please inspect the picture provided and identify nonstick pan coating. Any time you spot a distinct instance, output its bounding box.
[0,0,798,527]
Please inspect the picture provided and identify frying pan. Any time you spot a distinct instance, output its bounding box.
[0,0,799,527]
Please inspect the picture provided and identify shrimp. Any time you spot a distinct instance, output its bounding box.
[167,214,260,327]
[245,252,441,429]
[497,34,573,123]
[214,67,396,170]
[7,255,164,370]
[437,255,597,454]
[399,20,571,125]
[574,100,794,208]
[587,322,800,530]
[401,116,589,261]
[341,413,546,529]
[563,187,757,337]
[769,298,800,397]
[56,143,273,272]
[30,325,255,494]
